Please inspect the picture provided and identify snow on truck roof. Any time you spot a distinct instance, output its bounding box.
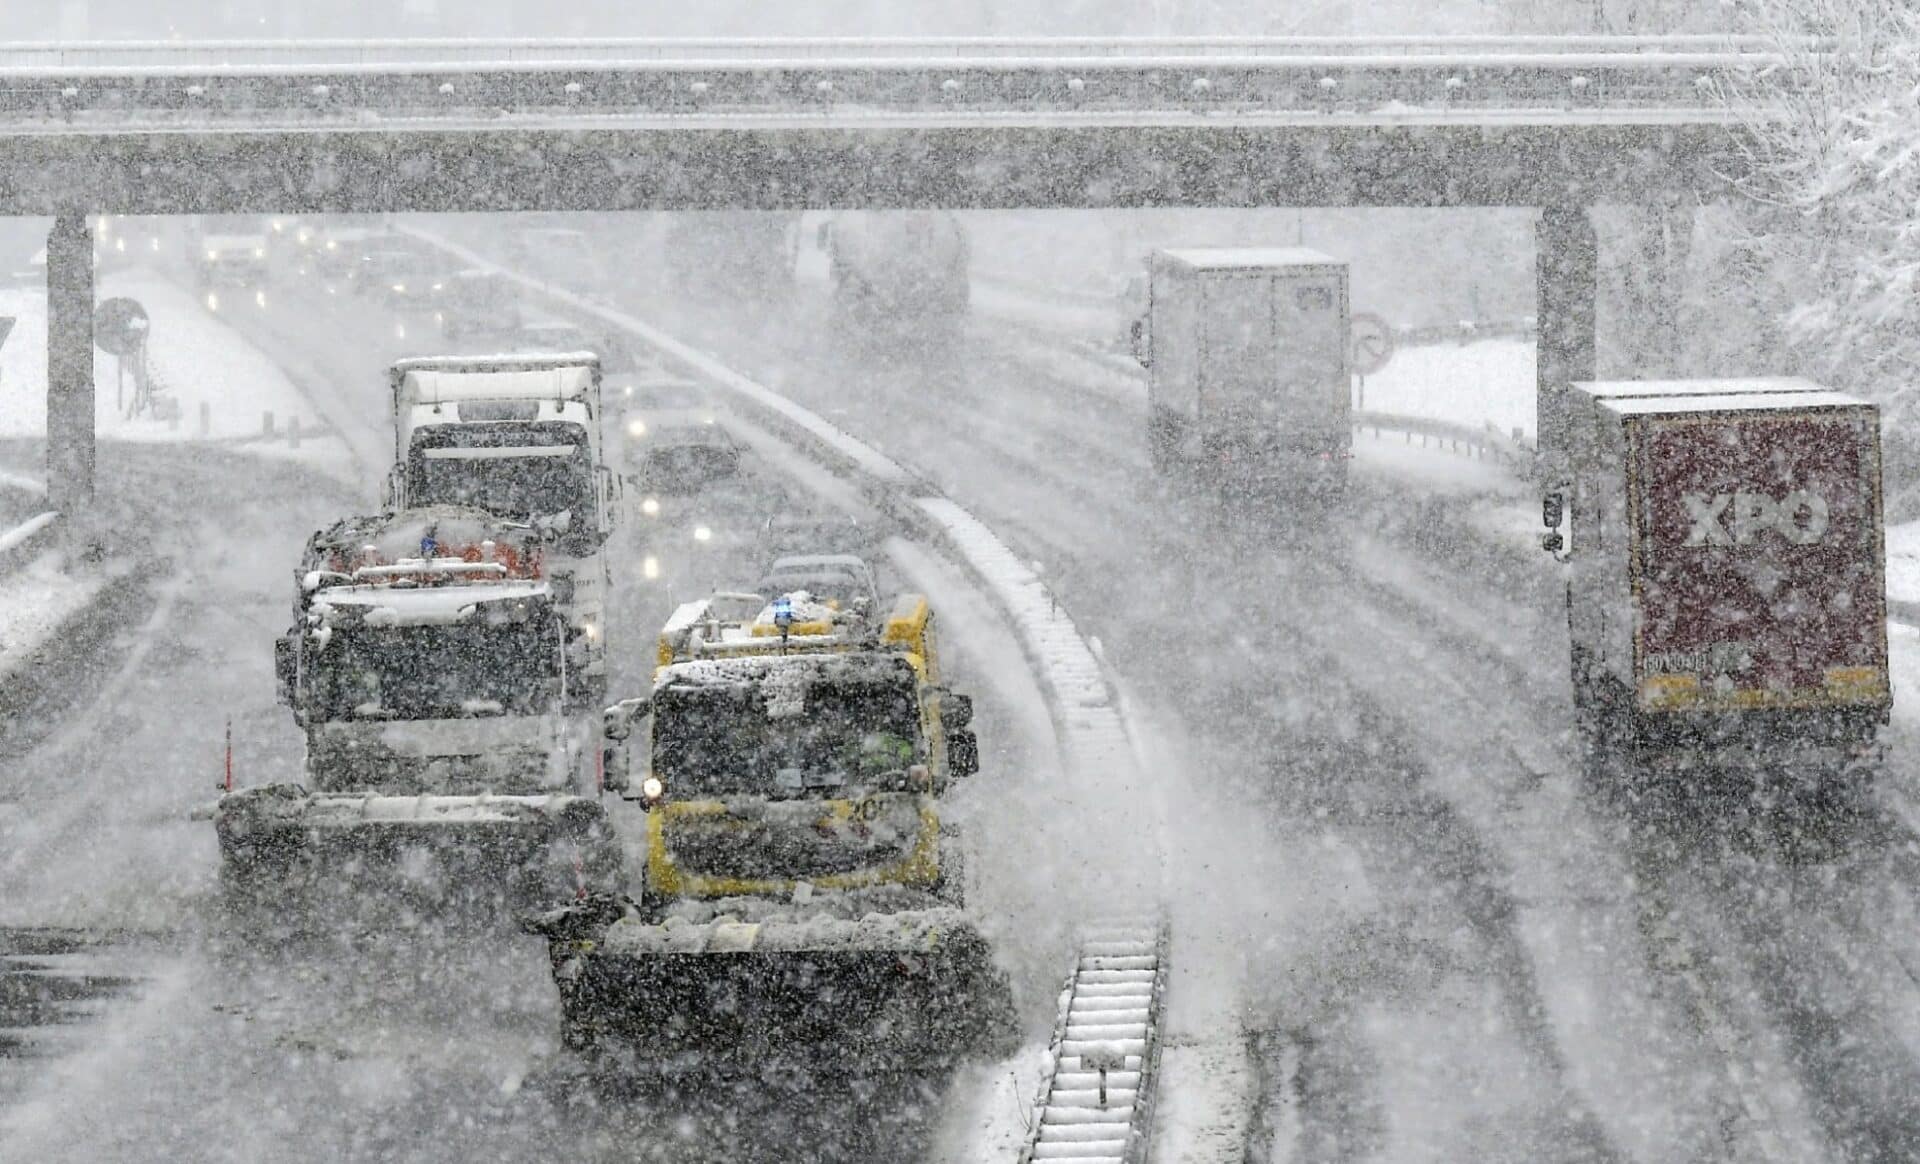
[395,357,597,405]
[1157,247,1343,270]
[310,579,551,625]
[1601,390,1870,417]
[1575,377,1830,400]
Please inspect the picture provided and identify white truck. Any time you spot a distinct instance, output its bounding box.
[387,353,617,706]
[1138,248,1352,498]
[815,211,970,344]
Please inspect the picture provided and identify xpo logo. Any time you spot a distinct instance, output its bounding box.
[1683,490,1830,547]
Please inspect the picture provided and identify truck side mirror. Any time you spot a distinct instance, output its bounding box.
[947,729,979,779]
[943,691,974,729]
[602,697,651,794]
[273,634,298,707]
[1541,491,1571,560]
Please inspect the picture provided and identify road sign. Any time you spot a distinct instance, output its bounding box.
[94,297,149,357]
[1352,312,1394,376]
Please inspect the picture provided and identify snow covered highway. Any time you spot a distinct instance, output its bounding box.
[2,197,1920,1164]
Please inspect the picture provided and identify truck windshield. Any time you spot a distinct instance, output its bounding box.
[307,619,557,722]
[406,423,593,534]
[652,677,920,797]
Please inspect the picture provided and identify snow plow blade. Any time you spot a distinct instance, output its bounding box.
[213,784,623,912]
[527,895,1017,1076]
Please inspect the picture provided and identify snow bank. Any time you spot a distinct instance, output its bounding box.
[1357,336,1536,439]
[0,269,324,443]
[1886,520,1920,607]
[0,550,106,679]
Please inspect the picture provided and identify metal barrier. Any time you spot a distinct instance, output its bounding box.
[1354,408,1535,471]
[0,37,1790,127]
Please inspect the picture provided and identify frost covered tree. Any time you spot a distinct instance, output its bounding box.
[1717,1,1920,485]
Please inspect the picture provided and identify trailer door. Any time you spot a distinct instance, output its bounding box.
[1275,275,1346,446]
[1200,273,1279,429]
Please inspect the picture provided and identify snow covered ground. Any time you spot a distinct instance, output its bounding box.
[1358,336,1536,439]
[0,268,333,451]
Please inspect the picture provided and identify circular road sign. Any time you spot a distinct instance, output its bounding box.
[1351,312,1394,377]
[94,297,150,358]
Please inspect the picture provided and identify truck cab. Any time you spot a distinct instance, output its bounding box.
[1141,247,1351,499]
[387,354,617,704]
[603,590,975,906]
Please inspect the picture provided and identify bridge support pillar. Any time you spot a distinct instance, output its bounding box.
[1536,205,1596,473]
[46,213,94,517]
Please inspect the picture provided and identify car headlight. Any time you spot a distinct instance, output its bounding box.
[326,240,337,251]
[205,250,218,262]
[627,419,647,438]
[693,525,712,543]
[641,776,665,803]
[392,283,406,294]
[253,248,266,259]
[640,497,660,517]
[431,282,444,292]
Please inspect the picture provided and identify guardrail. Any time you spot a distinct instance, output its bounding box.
[1353,408,1536,472]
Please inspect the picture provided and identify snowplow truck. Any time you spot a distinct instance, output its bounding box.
[213,506,622,914]
[1139,248,1351,498]
[1543,379,1889,789]
[387,353,616,708]
[526,590,1013,1077]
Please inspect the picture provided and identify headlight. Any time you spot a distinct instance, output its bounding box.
[326,240,337,251]
[640,497,659,517]
[627,419,647,438]
[642,555,660,580]
[693,526,712,543]
[253,248,266,259]
[205,250,218,262]
[641,776,664,802]
[392,283,406,294]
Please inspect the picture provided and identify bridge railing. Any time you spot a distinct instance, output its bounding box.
[0,39,1790,126]
[0,35,1800,70]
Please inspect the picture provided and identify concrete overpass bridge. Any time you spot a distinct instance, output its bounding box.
[0,35,1788,507]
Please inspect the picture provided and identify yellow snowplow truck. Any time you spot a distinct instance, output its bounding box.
[525,589,1014,1077]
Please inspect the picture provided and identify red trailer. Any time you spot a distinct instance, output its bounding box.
[1552,379,1888,783]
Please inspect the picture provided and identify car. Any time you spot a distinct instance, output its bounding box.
[759,512,875,560]
[634,420,743,494]
[352,249,439,305]
[432,270,522,339]
[753,554,881,613]
[511,318,598,356]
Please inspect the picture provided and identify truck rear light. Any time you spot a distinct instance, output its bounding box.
[1637,674,1702,710]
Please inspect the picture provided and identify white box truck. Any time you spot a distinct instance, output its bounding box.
[1140,248,1351,497]
[388,353,617,705]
